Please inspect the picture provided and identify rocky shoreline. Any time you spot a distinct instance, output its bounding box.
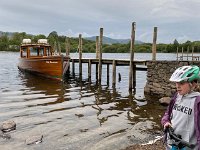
[124,139,165,150]
[0,120,43,145]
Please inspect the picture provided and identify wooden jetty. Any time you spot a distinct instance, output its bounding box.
[67,22,158,91]
[70,58,147,85]
[176,46,200,61]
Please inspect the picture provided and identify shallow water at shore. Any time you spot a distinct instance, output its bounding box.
[0,52,176,150]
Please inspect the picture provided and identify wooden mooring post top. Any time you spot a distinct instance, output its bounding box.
[130,22,136,61]
[129,22,136,91]
[98,27,103,84]
[96,36,99,59]
[152,27,157,61]
[65,36,70,56]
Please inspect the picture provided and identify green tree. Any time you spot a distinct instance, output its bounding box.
[173,39,179,51]
[33,34,46,43]
[0,33,9,51]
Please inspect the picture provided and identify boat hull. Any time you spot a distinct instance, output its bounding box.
[18,56,70,81]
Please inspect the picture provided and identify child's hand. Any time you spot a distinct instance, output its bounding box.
[164,122,172,129]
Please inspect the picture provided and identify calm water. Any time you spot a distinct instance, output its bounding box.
[0,52,177,150]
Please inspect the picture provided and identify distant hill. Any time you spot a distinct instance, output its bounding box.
[85,36,144,44]
[0,31,144,44]
[0,31,14,38]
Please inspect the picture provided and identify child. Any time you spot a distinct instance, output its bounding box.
[161,65,200,150]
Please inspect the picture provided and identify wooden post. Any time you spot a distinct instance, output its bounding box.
[129,22,136,91]
[61,54,64,81]
[112,60,116,87]
[107,64,110,85]
[132,64,136,91]
[176,47,179,60]
[181,47,184,60]
[187,46,189,61]
[58,42,61,55]
[96,36,99,59]
[65,37,70,56]
[192,47,194,61]
[96,64,98,81]
[98,28,103,84]
[79,34,82,76]
[72,59,75,76]
[152,27,157,60]
[88,59,91,82]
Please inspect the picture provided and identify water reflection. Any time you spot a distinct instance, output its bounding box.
[0,64,165,150]
[18,71,163,128]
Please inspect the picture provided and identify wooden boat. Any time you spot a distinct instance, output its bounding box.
[18,39,70,81]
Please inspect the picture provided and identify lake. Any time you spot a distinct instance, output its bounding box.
[0,52,177,150]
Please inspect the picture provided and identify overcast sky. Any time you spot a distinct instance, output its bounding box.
[0,0,200,43]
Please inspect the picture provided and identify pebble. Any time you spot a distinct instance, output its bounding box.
[0,120,16,132]
[25,135,43,145]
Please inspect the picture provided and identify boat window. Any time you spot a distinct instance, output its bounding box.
[21,48,27,57]
[46,47,50,56]
[40,48,44,56]
[30,47,38,56]
[30,47,44,56]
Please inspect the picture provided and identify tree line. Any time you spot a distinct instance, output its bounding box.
[1,31,200,53]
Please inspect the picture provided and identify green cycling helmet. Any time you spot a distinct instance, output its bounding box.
[170,65,200,82]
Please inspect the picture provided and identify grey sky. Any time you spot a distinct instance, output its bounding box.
[0,0,200,43]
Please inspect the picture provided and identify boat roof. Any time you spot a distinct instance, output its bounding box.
[21,43,51,47]
[21,39,51,47]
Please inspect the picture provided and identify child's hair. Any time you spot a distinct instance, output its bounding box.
[192,80,200,92]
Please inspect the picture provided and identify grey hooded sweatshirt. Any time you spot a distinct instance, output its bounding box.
[163,91,200,150]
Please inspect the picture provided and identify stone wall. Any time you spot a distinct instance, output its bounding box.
[144,61,200,98]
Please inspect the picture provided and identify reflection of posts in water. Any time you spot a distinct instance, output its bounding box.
[129,90,133,99]
[96,86,102,105]
[94,86,103,125]
[94,86,115,126]
[79,75,82,86]
[118,73,121,82]
[126,94,138,123]
[112,87,116,101]
[127,91,134,121]
[129,86,136,97]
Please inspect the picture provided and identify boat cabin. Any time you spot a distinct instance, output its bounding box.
[20,39,53,58]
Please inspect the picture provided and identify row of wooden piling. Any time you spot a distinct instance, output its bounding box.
[176,46,200,61]
[66,22,158,91]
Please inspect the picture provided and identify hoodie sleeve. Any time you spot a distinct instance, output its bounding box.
[161,93,177,127]
[161,104,171,126]
[194,96,200,148]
